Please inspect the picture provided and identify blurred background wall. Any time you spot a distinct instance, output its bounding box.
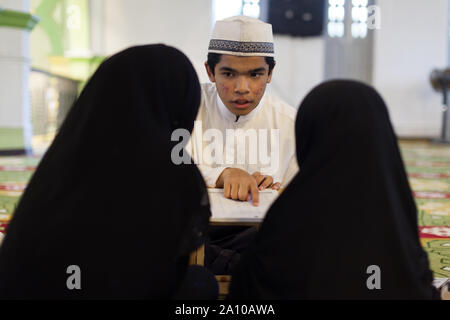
[0,0,448,154]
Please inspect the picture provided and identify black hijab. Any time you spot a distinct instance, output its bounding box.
[0,44,210,299]
[229,80,439,299]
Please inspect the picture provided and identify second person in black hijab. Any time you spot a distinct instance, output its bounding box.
[229,80,439,300]
[0,45,214,299]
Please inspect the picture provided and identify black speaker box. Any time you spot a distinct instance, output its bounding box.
[268,0,326,37]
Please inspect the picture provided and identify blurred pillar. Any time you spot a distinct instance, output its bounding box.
[0,0,39,153]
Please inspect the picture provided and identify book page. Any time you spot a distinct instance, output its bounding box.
[208,188,279,224]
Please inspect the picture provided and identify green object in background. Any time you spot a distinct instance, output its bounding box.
[422,240,450,278]
[0,128,24,150]
[68,55,106,93]
[0,8,40,31]
[33,0,91,60]
[31,0,105,87]
[65,0,90,57]
[33,0,65,56]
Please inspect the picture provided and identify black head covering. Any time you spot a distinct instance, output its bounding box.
[0,44,210,299]
[229,80,439,299]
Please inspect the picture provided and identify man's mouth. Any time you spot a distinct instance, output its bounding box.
[232,99,252,109]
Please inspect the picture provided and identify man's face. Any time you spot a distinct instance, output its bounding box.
[205,55,273,116]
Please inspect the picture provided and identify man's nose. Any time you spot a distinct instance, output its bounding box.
[234,76,250,94]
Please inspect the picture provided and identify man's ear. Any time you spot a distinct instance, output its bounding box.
[267,61,276,84]
[205,62,216,83]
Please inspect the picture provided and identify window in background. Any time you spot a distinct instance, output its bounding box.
[327,0,345,38]
[351,0,368,38]
[212,0,261,27]
[324,0,374,84]
[30,69,80,154]
[243,0,261,18]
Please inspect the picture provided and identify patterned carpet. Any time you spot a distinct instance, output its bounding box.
[0,140,449,288]
[400,140,450,286]
[0,156,40,235]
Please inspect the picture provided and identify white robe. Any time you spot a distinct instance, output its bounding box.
[186,83,299,188]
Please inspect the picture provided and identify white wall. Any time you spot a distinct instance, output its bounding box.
[0,0,29,11]
[0,28,30,128]
[0,0,33,148]
[0,0,32,127]
[373,0,448,137]
[98,0,212,83]
[269,35,325,108]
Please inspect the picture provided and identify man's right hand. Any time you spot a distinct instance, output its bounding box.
[216,168,259,206]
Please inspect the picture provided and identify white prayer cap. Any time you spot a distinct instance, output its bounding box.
[208,15,274,57]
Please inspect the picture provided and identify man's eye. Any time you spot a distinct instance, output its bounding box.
[222,72,233,77]
[251,73,263,78]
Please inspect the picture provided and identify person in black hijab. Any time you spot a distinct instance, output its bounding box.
[228,80,440,299]
[0,44,216,299]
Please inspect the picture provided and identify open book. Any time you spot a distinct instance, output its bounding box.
[208,188,279,224]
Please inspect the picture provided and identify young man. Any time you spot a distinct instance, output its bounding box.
[186,16,299,275]
[188,15,298,206]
